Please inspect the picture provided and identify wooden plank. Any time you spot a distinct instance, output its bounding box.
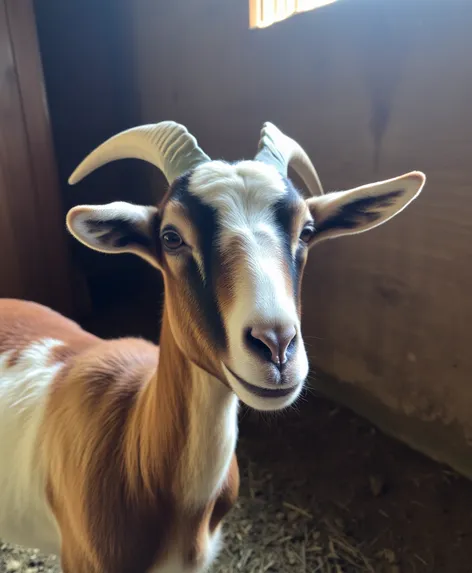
[3,0,80,315]
[0,142,24,297]
[0,2,22,297]
[0,0,47,303]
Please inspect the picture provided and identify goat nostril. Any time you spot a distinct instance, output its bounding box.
[285,332,297,360]
[246,325,297,367]
[245,329,273,362]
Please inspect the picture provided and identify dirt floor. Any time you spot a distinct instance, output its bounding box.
[2,389,472,573]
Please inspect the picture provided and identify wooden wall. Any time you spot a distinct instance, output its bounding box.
[127,0,472,471]
[34,0,161,309]
[0,0,76,315]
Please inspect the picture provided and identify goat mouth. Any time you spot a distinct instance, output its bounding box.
[225,366,297,398]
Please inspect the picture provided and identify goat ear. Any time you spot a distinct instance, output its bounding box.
[306,171,425,245]
[66,201,161,269]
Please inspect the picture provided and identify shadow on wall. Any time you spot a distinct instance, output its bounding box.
[34,0,160,291]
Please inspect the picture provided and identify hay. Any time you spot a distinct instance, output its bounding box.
[210,457,380,573]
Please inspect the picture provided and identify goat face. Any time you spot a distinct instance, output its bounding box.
[156,160,310,410]
[66,122,426,412]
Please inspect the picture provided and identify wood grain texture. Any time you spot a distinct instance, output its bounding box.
[0,0,78,316]
[127,0,472,459]
[0,0,43,301]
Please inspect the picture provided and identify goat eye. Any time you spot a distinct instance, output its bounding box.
[299,226,315,244]
[162,229,183,250]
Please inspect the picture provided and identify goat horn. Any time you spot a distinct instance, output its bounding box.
[255,122,324,196]
[68,122,210,186]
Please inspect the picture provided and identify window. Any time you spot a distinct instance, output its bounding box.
[249,0,338,29]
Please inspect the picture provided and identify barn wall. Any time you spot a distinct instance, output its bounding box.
[34,0,163,312]
[0,0,79,316]
[127,0,472,474]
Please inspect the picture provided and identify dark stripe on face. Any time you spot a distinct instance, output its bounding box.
[168,173,191,204]
[273,179,305,304]
[169,174,227,351]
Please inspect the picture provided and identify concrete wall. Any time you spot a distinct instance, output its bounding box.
[127,0,472,475]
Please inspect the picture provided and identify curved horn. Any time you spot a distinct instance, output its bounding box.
[68,121,210,186]
[255,122,324,196]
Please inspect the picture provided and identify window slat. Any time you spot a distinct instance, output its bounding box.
[250,0,337,29]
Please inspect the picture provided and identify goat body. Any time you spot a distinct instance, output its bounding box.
[0,120,426,572]
[0,299,239,572]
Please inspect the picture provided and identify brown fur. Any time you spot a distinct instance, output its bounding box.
[159,201,229,384]
[162,271,226,383]
[0,299,98,359]
[0,299,238,573]
[218,236,246,315]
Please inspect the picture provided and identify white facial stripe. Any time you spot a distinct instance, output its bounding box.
[189,159,302,372]
[189,160,286,208]
[226,231,293,317]
[188,160,296,314]
[188,159,291,311]
[227,247,298,366]
[189,159,287,247]
[182,159,309,409]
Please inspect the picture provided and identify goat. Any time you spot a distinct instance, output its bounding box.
[0,121,426,572]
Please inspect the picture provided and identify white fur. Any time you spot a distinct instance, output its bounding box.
[0,339,64,555]
[181,365,238,507]
[221,363,304,412]
[308,171,427,244]
[189,161,309,409]
[189,161,286,222]
[66,202,160,269]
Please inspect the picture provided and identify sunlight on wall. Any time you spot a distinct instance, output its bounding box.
[249,0,338,29]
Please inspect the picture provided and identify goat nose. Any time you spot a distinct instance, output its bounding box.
[247,325,297,366]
